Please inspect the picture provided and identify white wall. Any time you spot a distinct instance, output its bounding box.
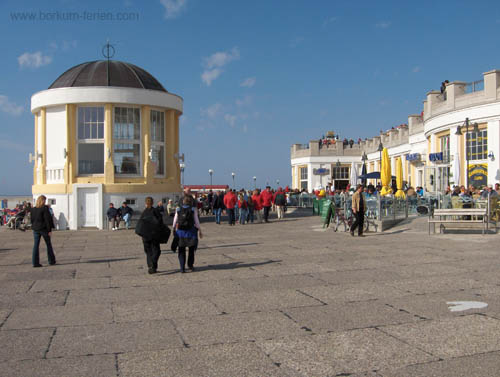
[46,105,66,169]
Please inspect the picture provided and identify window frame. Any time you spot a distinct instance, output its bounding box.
[150,108,166,178]
[466,129,488,161]
[112,106,142,177]
[76,105,105,176]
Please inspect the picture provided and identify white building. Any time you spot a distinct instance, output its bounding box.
[291,69,500,193]
[30,60,183,229]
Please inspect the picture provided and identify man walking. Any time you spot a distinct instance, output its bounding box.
[350,184,366,237]
[273,187,286,220]
[260,186,274,223]
[212,191,225,224]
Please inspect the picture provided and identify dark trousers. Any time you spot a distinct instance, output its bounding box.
[350,211,365,235]
[178,246,195,271]
[263,206,271,222]
[32,230,56,266]
[143,239,161,270]
[227,208,235,225]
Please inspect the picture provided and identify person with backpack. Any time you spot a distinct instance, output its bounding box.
[173,196,203,273]
[238,193,248,225]
[273,187,286,220]
[136,197,168,274]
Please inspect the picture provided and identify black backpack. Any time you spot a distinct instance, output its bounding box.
[275,193,286,206]
[178,207,195,230]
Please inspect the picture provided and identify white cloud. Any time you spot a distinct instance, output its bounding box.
[375,21,391,29]
[322,16,337,28]
[160,0,188,19]
[18,51,52,68]
[201,103,222,119]
[224,114,237,127]
[240,77,256,88]
[235,95,252,107]
[290,36,305,48]
[412,66,421,73]
[201,47,240,86]
[0,95,23,116]
[201,68,222,86]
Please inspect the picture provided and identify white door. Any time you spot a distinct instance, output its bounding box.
[78,188,97,227]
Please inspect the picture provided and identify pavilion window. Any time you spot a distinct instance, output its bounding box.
[150,110,165,176]
[466,130,487,161]
[77,106,104,175]
[113,107,141,175]
[300,167,308,191]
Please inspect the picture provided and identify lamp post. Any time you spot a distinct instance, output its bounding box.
[231,172,235,189]
[179,163,185,186]
[377,142,383,185]
[276,179,280,187]
[361,152,368,186]
[455,117,479,188]
[208,169,213,186]
[253,176,257,189]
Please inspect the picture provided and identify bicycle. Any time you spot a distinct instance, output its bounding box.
[331,207,368,233]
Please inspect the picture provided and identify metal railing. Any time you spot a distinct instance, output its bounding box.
[464,79,484,94]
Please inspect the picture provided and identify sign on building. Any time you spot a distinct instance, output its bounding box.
[468,164,487,187]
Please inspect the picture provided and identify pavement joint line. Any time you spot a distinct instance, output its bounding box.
[62,290,70,305]
[26,280,36,293]
[375,326,438,359]
[0,309,13,329]
[295,289,328,305]
[114,353,120,377]
[43,327,57,359]
[169,318,190,348]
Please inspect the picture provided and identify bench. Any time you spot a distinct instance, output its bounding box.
[428,208,488,235]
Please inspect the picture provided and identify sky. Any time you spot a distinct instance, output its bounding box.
[2,0,500,194]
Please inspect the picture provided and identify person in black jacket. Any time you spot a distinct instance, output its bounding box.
[107,203,119,230]
[30,195,56,267]
[117,202,133,229]
[212,191,225,224]
[139,197,163,274]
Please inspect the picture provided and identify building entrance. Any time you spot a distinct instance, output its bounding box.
[78,188,98,227]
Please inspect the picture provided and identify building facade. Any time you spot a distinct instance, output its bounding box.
[291,69,500,193]
[31,60,183,229]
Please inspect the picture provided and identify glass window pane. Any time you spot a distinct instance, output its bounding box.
[98,124,104,139]
[113,143,140,175]
[152,145,164,175]
[84,123,90,139]
[98,107,104,122]
[78,144,104,174]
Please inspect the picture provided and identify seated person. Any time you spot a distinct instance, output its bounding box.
[107,203,119,230]
[117,202,133,229]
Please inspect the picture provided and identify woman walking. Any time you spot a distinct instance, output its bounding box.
[138,197,164,274]
[238,193,248,225]
[30,195,56,267]
[173,196,202,273]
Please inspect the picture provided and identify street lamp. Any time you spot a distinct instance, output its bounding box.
[179,163,185,186]
[361,152,368,186]
[253,176,257,189]
[231,172,235,189]
[455,117,479,188]
[276,179,280,187]
[208,169,214,186]
[377,142,383,185]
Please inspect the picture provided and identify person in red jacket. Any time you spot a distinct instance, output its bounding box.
[251,189,262,223]
[260,186,274,223]
[223,189,237,225]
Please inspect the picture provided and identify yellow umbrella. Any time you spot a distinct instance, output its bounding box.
[380,148,392,196]
[395,157,406,199]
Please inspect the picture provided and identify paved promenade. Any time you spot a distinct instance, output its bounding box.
[1,211,500,376]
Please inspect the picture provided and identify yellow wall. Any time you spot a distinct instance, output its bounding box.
[33,103,182,196]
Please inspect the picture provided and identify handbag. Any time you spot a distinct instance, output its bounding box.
[171,231,179,251]
[156,223,171,244]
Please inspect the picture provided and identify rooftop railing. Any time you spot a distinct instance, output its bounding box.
[464,79,484,94]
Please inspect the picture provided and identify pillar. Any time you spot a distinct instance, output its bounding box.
[141,106,154,183]
[104,104,115,184]
[39,108,47,184]
[165,110,176,181]
[33,112,38,185]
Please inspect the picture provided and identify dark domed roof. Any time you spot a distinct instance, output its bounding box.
[48,60,167,92]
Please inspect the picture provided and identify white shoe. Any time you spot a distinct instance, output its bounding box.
[112,228,116,231]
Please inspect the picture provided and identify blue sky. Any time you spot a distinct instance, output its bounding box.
[2,0,500,194]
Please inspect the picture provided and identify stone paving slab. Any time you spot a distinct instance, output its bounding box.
[382,351,500,377]
[29,277,110,292]
[208,288,323,314]
[0,328,54,362]
[118,342,298,377]
[174,311,309,346]
[47,320,183,358]
[2,304,113,330]
[234,273,324,291]
[284,300,421,333]
[381,314,500,359]
[65,286,159,305]
[0,355,117,377]
[257,328,437,377]
[0,291,67,309]
[0,280,34,294]
[113,297,221,322]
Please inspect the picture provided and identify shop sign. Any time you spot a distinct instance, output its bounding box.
[468,164,487,187]
[429,152,443,162]
[406,153,421,161]
[313,168,330,176]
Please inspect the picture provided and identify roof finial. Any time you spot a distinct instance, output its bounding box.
[102,40,115,86]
